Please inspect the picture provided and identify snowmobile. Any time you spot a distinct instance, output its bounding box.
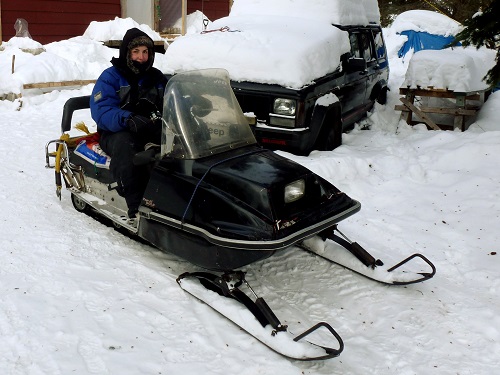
[45,68,435,361]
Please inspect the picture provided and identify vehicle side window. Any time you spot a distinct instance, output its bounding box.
[359,32,375,62]
[349,33,362,58]
[373,30,387,60]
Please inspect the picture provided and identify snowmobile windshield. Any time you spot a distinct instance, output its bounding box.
[161,69,257,159]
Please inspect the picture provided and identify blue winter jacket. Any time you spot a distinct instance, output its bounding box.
[90,66,166,133]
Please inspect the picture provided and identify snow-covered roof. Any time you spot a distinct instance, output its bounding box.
[164,16,351,89]
[391,10,462,37]
[230,0,381,26]
[164,0,382,88]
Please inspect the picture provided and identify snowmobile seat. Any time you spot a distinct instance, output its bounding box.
[61,95,158,183]
[61,95,91,133]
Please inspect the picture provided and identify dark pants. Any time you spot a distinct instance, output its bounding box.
[99,129,160,217]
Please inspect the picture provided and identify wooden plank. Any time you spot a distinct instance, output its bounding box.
[399,98,441,130]
[399,87,481,100]
[454,114,465,131]
[394,105,478,116]
[23,80,96,89]
[400,91,415,124]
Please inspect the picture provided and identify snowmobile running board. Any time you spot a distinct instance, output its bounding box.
[300,225,436,285]
[177,271,344,361]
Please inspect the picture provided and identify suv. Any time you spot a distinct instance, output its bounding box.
[164,3,389,155]
[232,25,389,155]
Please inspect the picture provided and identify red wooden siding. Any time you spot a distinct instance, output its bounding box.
[2,0,121,44]
[187,0,230,22]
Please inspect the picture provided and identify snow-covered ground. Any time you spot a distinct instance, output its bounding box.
[1,3,499,374]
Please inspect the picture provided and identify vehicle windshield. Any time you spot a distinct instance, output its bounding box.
[161,69,257,159]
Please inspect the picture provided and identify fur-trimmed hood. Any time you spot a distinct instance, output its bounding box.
[111,28,155,77]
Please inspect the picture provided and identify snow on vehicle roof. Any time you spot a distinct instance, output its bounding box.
[229,0,381,26]
[164,17,350,89]
[164,0,379,88]
[391,10,462,37]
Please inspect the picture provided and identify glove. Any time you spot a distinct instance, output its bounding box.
[126,114,160,133]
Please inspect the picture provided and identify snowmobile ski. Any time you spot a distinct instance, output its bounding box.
[299,225,436,285]
[177,271,344,361]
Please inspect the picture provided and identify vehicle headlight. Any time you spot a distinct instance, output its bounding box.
[273,98,296,116]
[284,179,305,203]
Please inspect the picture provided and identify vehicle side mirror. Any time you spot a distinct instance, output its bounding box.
[347,57,367,72]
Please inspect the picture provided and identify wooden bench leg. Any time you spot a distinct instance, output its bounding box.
[400,92,415,124]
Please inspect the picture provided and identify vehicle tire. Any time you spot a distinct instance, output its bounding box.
[376,87,388,105]
[71,193,89,213]
[315,119,342,151]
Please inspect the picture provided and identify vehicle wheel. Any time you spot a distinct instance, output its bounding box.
[316,121,342,151]
[376,87,388,105]
[71,193,89,213]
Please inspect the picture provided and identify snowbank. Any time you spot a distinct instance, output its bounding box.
[390,10,462,37]
[403,47,496,91]
[0,36,44,52]
[0,18,169,96]
[83,17,164,42]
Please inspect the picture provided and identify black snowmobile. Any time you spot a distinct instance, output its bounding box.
[45,69,435,360]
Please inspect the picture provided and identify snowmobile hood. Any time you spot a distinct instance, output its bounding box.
[194,148,311,219]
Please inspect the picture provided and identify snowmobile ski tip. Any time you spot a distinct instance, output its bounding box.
[300,226,436,285]
[177,271,344,361]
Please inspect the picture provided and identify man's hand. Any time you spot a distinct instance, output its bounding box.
[126,114,160,133]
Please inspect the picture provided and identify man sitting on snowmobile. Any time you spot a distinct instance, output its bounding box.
[90,27,167,221]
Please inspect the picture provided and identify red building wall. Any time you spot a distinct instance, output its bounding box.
[1,0,121,44]
[187,0,230,22]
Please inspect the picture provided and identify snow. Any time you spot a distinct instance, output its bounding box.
[164,17,351,88]
[1,4,500,374]
[0,36,43,51]
[403,47,496,92]
[229,0,381,26]
[390,10,462,37]
[164,0,380,87]
[83,17,165,42]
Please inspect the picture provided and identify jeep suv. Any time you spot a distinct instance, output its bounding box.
[164,2,389,155]
[231,25,389,155]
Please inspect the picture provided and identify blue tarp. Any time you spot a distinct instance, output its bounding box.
[397,30,457,58]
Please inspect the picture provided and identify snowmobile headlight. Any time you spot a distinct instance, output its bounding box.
[273,98,296,116]
[284,179,305,203]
